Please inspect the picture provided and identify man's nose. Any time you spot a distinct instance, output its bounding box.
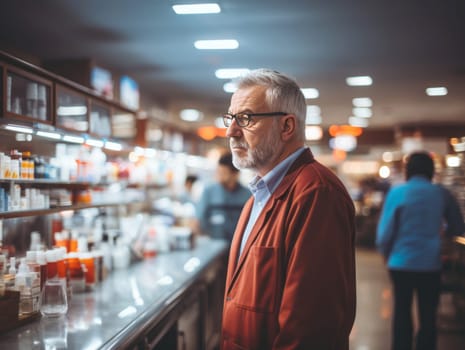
[225,118,242,138]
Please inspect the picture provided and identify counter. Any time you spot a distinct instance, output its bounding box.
[0,237,229,350]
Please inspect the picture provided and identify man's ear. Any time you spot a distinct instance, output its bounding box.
[281,115,296,141]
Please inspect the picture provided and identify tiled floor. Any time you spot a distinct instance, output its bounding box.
[350,248,465,350]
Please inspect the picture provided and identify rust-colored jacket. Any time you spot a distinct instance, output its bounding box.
[221,149,356,349]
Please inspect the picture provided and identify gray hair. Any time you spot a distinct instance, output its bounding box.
[235,69,306,142]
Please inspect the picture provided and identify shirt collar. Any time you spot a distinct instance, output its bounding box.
[248,147,306,195]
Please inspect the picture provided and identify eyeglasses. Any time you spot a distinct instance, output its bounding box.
[222,112,287,128]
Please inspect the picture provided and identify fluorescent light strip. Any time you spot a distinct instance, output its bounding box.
[215,68,250,79]
[4,124,33,134]
[346,76,373,86]
[194,39,238,50]
[172,3,221,15]
[426,87,448,96]
[301,88,319,99]
[104,141,123,151]
[63,135,85,144]
[36,131,62,140]
[86,139,104,148]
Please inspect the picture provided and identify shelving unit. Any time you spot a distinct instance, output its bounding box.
[0,51,226,350]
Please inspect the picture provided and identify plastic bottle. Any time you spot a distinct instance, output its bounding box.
[29,231,43,251]
[8,257,16,275]
[15,258,40,315]
[36,251,47,291]
[26,251,41,284]
[45,250,58,280]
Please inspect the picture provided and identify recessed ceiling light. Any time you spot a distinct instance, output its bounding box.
[425,86,448,96]
[172,3,221,15]
[215,117,226,128]
[305,115,322,125]
[215,68,250,79]
[194,39,239,50]
[346,76,373,86]
[352,97,372,108]
[301,88,319,99]
[352,107,372,118]
[349,116,369,128]
[180,109,203,122]
[305,105,322,124]
[305,126,323,141]
[223,81,237,93]
[330,135,357,152]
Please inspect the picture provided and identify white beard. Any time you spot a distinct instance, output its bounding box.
[230,122,284,172]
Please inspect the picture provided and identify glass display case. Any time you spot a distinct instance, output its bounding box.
[112,107,136,140]
[55,84,89,132]
[89,100,111,138]
[5,66,52,124]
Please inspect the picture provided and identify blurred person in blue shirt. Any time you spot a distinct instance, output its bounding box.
[376,151,465,350]
[196,152,250,242]
[178,174,198,205]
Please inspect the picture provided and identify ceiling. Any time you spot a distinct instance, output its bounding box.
[1,0,465,135]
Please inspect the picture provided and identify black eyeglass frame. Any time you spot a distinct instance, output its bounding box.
[222,112,288,128]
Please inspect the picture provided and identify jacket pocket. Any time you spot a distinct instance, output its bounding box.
[233,246,278,313]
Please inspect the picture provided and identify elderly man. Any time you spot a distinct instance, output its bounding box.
[220,69,356,349]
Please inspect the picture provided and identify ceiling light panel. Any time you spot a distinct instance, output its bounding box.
[346,76,373,86]
[305,105,322,125]
[349,116,369,128]
[180,109,203,122]
[301,88,319,99]
[172,3,221,15]
[425,87,448,96]
[305,126,323,141]
[352,97,373,108]
[352,107,372,118]
[215,68,250,79]
[223,82,237,93]
[194,39,239,50]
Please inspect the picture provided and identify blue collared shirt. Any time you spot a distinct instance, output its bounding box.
[239,147,306,256]
[376,175,465,271]
[196,181,251,242]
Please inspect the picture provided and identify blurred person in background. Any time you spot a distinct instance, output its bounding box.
[178,174,198,205]
[220,69,356,349]
[195,152,250,242]
[376,151,465,350]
